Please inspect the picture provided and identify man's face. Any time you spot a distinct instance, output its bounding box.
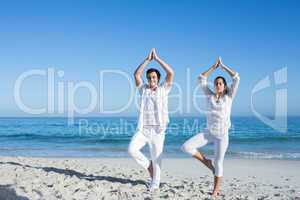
[147,72,159,88]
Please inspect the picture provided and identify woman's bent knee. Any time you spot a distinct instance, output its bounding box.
[128,145,137,157]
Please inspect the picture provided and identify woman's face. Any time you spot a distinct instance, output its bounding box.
[214,78,225,94]
[147,72,159,88]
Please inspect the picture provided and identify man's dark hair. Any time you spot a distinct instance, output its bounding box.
[146,68,161,81]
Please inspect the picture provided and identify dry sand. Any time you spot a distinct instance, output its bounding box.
[0,157,299,200]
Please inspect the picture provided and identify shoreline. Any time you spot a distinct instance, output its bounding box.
[1,154,300,163]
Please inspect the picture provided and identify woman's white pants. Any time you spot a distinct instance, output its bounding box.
[181,130,229,177]
[128,126,165,187]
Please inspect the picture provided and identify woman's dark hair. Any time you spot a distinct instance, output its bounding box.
[214,76,228,94]
[146,68,161,81]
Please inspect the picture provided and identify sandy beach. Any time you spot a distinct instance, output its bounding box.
[0,157,299,200]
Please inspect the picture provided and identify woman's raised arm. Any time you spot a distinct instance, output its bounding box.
[219,57,240,98]
[198,57,220,95]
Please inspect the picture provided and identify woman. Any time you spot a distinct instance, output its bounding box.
[128,48,174,191]
[181,57,240,197]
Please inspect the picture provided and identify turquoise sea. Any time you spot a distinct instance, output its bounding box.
[0,117,299,159]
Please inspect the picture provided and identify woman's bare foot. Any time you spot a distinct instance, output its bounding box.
[212,190,220,197]
[147,161,153,179]
[212,176,222,197]
[192,152,215,174]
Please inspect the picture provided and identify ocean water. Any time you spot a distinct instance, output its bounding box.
[0,117,299,160]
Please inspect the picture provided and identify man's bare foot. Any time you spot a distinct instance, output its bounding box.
[147,161,153,179]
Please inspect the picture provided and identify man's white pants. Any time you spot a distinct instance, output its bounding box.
[128,126,166,187]
[181,130,229,177]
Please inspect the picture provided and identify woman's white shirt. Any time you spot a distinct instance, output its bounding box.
[198,73,240,138]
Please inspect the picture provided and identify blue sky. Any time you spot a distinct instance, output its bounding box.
[0,0,299,117]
